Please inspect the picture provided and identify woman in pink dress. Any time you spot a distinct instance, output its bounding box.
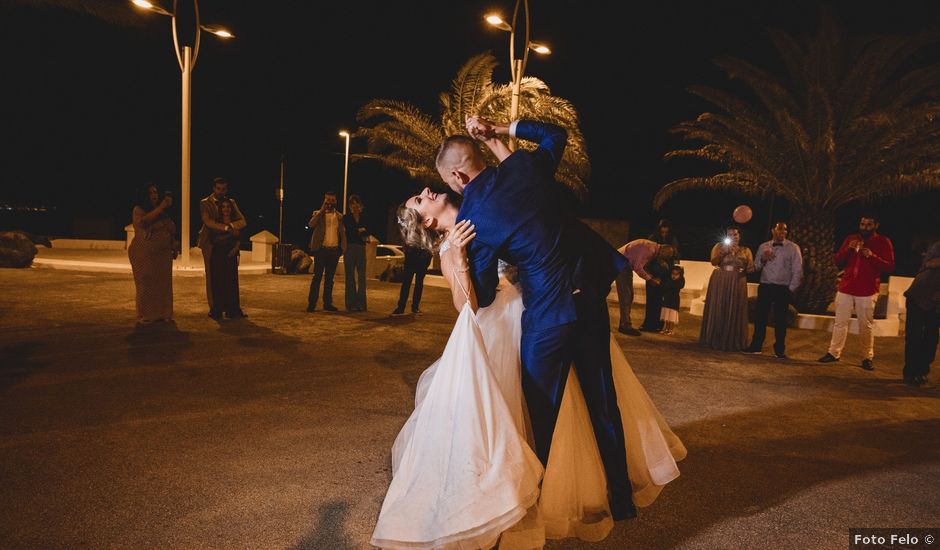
[128,183,176,324]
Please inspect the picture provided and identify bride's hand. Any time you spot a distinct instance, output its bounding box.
[448,219,476,261]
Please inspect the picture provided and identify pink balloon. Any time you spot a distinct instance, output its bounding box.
[733,204,753,223]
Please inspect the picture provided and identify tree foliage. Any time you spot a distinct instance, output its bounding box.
[356,52,591,198]
[657,10,940,311]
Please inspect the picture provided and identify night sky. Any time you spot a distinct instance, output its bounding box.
[1,0,938,272]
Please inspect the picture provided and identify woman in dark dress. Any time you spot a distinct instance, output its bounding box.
[209,199,245,318]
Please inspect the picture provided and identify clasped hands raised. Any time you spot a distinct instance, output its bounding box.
[466,115,497,141]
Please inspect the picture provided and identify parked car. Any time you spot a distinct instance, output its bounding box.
[376,244,404,260]
[373,243,405,279]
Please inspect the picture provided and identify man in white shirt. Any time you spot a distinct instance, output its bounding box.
[307,191,347,312]
[744,222,803,358]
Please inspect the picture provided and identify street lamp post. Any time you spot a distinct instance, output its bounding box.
[485,1,551,150]
[339,131,351,214]
[130,0,234,267]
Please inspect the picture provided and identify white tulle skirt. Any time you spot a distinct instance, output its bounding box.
[372,283,686,549]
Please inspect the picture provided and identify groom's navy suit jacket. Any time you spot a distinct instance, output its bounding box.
[456,121,628,331]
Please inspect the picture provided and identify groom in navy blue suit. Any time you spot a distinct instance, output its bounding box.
[436,118,637,520]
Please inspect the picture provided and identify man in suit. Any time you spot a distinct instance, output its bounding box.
[437,117,636,520]
[197,177,247,319]
[307,191,347,312]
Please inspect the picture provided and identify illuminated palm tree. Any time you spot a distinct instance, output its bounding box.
[656,11,940,312]
[356,52,591,198]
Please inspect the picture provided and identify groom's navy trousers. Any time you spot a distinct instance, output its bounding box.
[520,291,635,520]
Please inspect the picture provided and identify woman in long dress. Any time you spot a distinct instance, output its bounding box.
[699,225,755,350]
[128,183,176,324]
[371,184,686,550]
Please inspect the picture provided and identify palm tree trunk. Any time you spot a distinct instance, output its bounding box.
[790,209,839,314]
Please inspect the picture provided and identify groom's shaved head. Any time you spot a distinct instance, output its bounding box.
[435,135,484,172]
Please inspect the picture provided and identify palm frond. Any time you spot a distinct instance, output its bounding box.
[355,52,592,196]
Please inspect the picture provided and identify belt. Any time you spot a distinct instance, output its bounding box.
[722,265,739,272]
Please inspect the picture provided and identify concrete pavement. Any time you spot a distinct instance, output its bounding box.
[0,265,937,549]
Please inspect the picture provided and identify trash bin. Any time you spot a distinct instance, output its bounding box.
[272,243,293,274]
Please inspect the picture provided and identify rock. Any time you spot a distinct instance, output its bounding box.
[0,231,47,268]
[289,248,313,274]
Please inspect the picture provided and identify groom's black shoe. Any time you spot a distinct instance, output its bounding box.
[609,501,638,521]
[618,327,642,336]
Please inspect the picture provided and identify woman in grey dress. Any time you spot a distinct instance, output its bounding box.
[700,225,755,350]
[128,183,177,323]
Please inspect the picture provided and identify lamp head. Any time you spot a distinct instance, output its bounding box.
[130,0,172,17]
[485,14,512,32]
[200,25,235,39]
[529,42,551,55]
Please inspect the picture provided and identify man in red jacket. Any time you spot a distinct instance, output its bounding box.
[818,215,895,370]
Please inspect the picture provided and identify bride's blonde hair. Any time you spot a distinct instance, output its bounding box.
[397,204,443,253]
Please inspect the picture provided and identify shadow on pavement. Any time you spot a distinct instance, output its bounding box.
[0,341,46,391]
[372,339,432,390]
[124,320,192,365]
[293,500,358,550]
[608,402,940,549]
[212,316,304,360]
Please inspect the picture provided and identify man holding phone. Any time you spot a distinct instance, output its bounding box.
[306,191,346,312]
[818,214,895,370]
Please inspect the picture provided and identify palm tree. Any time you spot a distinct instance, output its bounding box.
[355,52,591,199]
[655,11,940,312]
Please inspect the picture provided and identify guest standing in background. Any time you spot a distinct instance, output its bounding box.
[343,195,369,312]
[307,191,346,313]
[744,222,803,359]
[659,265,685,336]
[208,199,245,319]
[128,183,176,324]
[197,177,247,319]
[393,244,432,316]
[818,215,895,370]
[902,240,940,386]
[648,219,681,264]
[700,225,755,351]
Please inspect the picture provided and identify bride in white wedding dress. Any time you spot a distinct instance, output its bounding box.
[370,188,686,550]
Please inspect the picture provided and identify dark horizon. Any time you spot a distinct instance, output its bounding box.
[1,0,938,272]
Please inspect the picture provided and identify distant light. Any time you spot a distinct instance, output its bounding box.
[529,43,551,55]
[485,14,512,32]
[723,237,732,245]
[339,131,350,138]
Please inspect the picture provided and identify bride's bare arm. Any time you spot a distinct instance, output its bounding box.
[480,136,511,162]
[440,220,478,313]
[467,116,511,162]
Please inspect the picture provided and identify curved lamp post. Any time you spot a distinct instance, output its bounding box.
[339,130,351,214]
[130,0,234,267]
[485,1,551,150]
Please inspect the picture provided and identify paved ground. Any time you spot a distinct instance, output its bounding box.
[0,266,937,549]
